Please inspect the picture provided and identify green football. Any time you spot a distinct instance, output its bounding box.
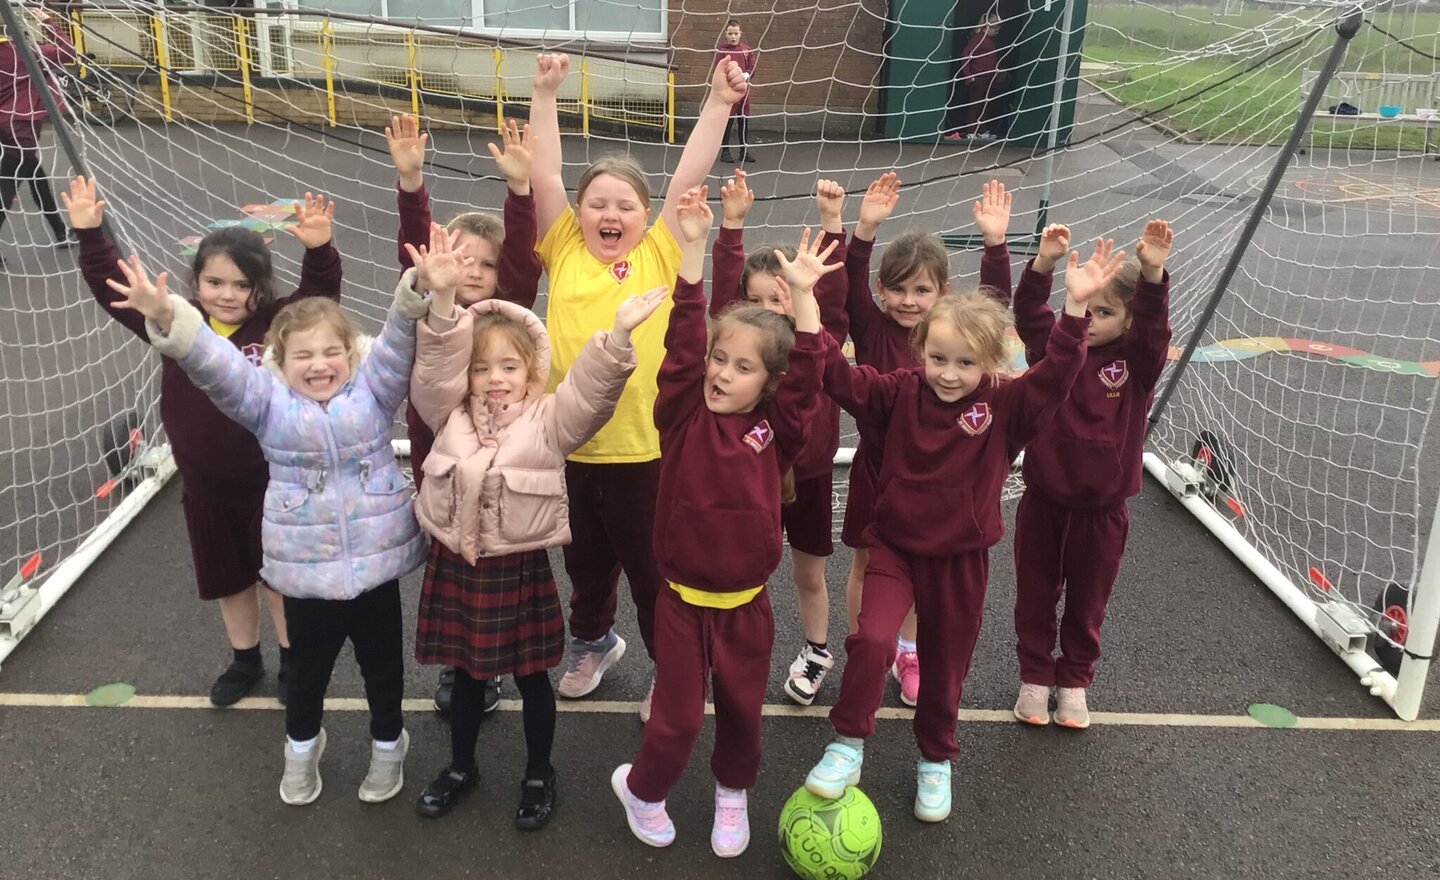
[778,786,882,880]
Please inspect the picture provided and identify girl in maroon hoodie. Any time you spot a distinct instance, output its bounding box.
[610,187,834,858]
[840,173,1014,709]
[945,13,1007,141]
[805,240,1125,825]
[1011,220,1174,729]
[708,169,848,707]
[0,7,75,251]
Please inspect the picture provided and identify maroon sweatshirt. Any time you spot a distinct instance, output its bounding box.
[652,278,825,593]
[0,21,74,146]
[710,226,847,480]
[397,184,543,490]
[712,41,757,115]
[960,31,1003,83]
[1014,261,1172,509]
[77,227,342,498]
[823,312,1089,557]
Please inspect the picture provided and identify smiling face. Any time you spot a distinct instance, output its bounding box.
[454,233,500,306]
[577,173,651,264]
[922,319,988,403]
[878,268,946,329]
[744,270,792,317]
[1084,288,1133,348]
[281,321,352,402]
[705,324,776,414]
[469,328,532,406]
[197,253,257,325]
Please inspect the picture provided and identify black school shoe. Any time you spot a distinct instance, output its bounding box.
[719,149,736,163]
[514,773,557,831]
[209,659,263,707]
[433,667,456,714]
[417,766,478,818]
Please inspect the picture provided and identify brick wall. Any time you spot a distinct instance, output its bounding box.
[667,0,888,136]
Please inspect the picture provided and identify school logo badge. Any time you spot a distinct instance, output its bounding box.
[609,260,631,284]
[742,419,774,453]
[240,342,266,367]
[958,402,992,436]
[1099,359,1129,390]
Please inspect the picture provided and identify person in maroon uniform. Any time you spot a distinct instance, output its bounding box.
[804,239,1126,825]
[0,6,76,257]
[1011,220,1174,729]
[708,168,848,706]
[610,189,832,857]
[383,113,543,716]
[839,173,1013,708]
[714,19,757,164]
[945,13,1008,142]
[63,175,341,706]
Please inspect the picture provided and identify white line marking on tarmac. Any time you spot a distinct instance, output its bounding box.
[2,692,1439,731]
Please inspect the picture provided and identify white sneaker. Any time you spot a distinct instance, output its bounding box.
[783,645,834,706]
[558,631,626,699]
[1013,683,1052,726]
[279,729,326,806]
[711,784,750,858]
[1055,687,1090,729]
[358,729,408,802]
[611,764,675,847]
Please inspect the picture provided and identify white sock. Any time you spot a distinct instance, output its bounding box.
[288,735,318,754]
[897,637,917,654]
[374,737,401,751]
[716,783,747,799]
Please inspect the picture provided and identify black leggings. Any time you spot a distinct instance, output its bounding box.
[451,668,555,780]
[0,141,67,240]
[723,114,749,154]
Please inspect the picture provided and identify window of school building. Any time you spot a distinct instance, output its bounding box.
[290,0,665,39]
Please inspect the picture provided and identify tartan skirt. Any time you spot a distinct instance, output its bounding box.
[414,542,564,680]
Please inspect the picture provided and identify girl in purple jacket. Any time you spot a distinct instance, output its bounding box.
[1011,220,1174,729]
[805,240,1125,826]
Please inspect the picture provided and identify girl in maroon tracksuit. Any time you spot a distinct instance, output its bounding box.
[0,7,74,250]
[611,189,832,858]
[384,114,542,713]
[709,169,848,707]
[805,241,1126,825]
[946,14,1008,141]
[840,173,1013,708]
[1011,221,1174,729]
[63,176,341,706]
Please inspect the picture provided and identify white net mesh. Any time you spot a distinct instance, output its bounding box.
[2,0,1437,701]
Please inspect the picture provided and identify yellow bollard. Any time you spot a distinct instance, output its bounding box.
[667,72,675,144]
[581,59,590,138]
[236,16,253,124]
[322,21,336,127]
[151,14,172,122]
[494,46,503,133]
[406,31,419,118]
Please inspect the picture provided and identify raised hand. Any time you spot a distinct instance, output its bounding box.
[816,178,845,233]
[720,170,753,227]
[288,193,336,249]
[405,223,473,301]
[533,53,570,95]
[712,58,749,108]
[774,227,842,292]
[384,114,427,190]
[1064,238,1126,312]
[1135,219,1173,281]
[1034,223,1071,273]
[675,185,713,245]
[486,118,534,192]
[613,285,670,339]
[971,179,1012,246]
[106,254,174,329]
[856,172,901,239]
[60,175,105,230]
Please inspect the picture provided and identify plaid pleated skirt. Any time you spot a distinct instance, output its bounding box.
[414,542,564,680]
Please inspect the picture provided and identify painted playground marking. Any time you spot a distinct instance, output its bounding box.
[3,691,1439,732]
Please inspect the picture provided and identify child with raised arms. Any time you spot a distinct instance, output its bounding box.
[611,188,836,856]
[529,52,750,714]
[63,177,340,707]
[709,168,848,706]
[405,227,666,828]
[103,227,451,806]
[384,112,544,716]
[804,239,1125,823]
[1011,220,1174,729]
[839,174,1014,707]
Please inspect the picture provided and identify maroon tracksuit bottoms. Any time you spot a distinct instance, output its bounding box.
[829,534,988,762]
[626,586,774,802]
[1013,492,1130,688]
[562,459,664,658]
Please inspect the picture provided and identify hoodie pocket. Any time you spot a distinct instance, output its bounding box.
[1026,435,1123,504]
[874,478,979,553]
[417,453,460,531]
[665,499,778,587]
[497,468,565,545]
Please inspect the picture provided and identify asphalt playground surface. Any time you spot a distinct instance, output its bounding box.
[3,85,1440,879]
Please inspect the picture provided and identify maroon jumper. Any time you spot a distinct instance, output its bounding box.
[1012,262,1172,687]
[824,312,1088,761]
[76,227,342,599]
[712,41,757,117]
[839,235,1014,547]
[955,30,1007,136]
[626,277,824,802]
[396,184,542,492]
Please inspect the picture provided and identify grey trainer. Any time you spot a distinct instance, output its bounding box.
[279,728,326,806]
[359,729,409,802]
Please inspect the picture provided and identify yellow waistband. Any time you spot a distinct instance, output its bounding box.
[669,581,764,609]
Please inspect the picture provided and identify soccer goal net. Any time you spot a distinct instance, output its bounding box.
[1,0,1436,717]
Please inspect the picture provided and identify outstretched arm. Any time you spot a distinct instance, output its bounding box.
[1130,219,1175,389]
[653,187,713,434]
[489,119,543,307]
[286,193,343,306]
[658,60,749,237]
[710,170,752,317]
[972,179,1013,305]
[63,176,148,341]
[530,54,571,242]
[1012,223,1069,366]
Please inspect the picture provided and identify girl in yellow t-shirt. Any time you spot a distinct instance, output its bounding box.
[529,52,750,716]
